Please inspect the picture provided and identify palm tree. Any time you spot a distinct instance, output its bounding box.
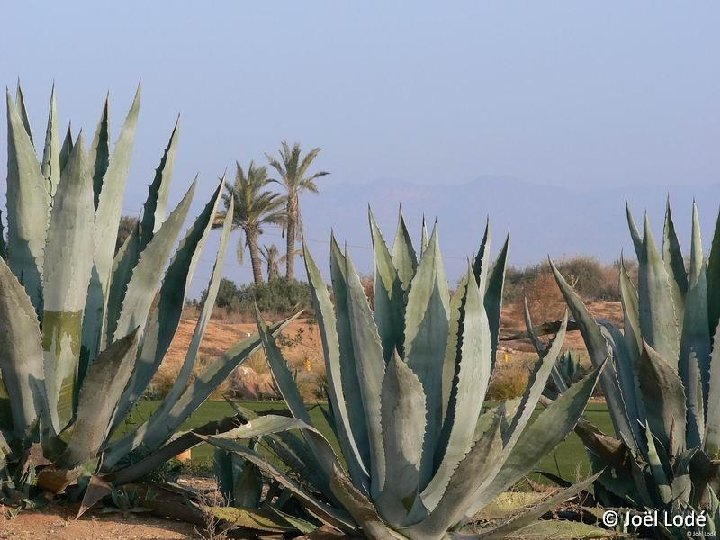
[266,141,329,280]
[261,244,280,281]
[219,161,286,285]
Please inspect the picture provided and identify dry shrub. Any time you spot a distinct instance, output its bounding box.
[504,256,624,308]
[487,362,530,401]
[245,349,269,373]
[525,272,567,326]
[147,368,177,399]
[210,307,256,324]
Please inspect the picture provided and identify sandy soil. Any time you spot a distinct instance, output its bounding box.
[162,301,624,375]
[499,300,622,357]
[163,313,325,373]
[0,505,197,539]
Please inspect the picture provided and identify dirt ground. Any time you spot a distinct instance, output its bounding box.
[164,313,325,375]
[0,505,198,539]
[164,301,624,376]
[500,300,623,353]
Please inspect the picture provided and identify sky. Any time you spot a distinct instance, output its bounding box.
[2,3,720,294]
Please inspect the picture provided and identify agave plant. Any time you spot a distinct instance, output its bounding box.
[0,85,293,505]
[523,301,586,401]
[549,201,720,537]
[198,213,604,539]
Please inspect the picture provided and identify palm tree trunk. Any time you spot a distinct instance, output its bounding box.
[285,196,297,280]
[246,228,265,285]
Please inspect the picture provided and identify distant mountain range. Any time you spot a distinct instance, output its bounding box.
[299,176,720,280]
[191,176,720,296]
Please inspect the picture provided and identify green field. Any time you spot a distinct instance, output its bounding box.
[121,400,613,483]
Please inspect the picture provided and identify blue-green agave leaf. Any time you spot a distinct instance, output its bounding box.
[111,180,195,342]
[79,267,106,375]
[404,225,450,490]
[484,235,509,369]
[0,210,6,260]
[114,181,223,428]
[440,273,468,424]
[378,352,428,527]
[409,410,504,539]
[637,343,687,457]
[626,204,643,260]
[124,189,229,434]
[305,241,369,491]
[670,448,695,508]
[104,222,142,344]
[59,329,139,467]
[469,363,603,515]
[15,82,33,143]
[638,214,681,368]
[81,91,137,364]
[0,257,47,437]
[88,94,110,208]
[139,118,180,246]
[41,85,60,197]
[106,121,182,345]
[705,326,720,457]
[709,208,720,341]
[213,447,263,509]
[523,298,548,356]
[267,429,333,497]
[423,267,492,512]
[505,312,569,446]
[214,415,390,539]
[369,208,405,363]
[471,218,491,293]
[328,237,372,476]
[392,212,418,291]
[619,256,642,358]
[343,248,386,498]
[202,415,358,534]
[681,203,709,447]
[5,89,51,311]
[257,308,311,424]
[524,300,570,397]
[59,123,73,173]
[420,215,429,257]
[93,87,141,311]
[644,422,672,505]
[662,199,688,315]
[41,134,95,430]
[551,260,638,451]
[213,447,236,504]
[597,321,644,454]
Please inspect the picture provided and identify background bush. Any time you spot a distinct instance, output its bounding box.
[204,277,312,317]
[503,256,624,305]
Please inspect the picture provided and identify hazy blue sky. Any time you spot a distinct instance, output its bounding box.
[2,3,720,290]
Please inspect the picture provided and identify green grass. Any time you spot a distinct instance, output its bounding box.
[119,400,613,484]
[537,402,613,481]
[117,400,337,464]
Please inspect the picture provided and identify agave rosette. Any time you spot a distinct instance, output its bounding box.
[203,212,603,539]
[549,201,720,535]
[0,86,292,499]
